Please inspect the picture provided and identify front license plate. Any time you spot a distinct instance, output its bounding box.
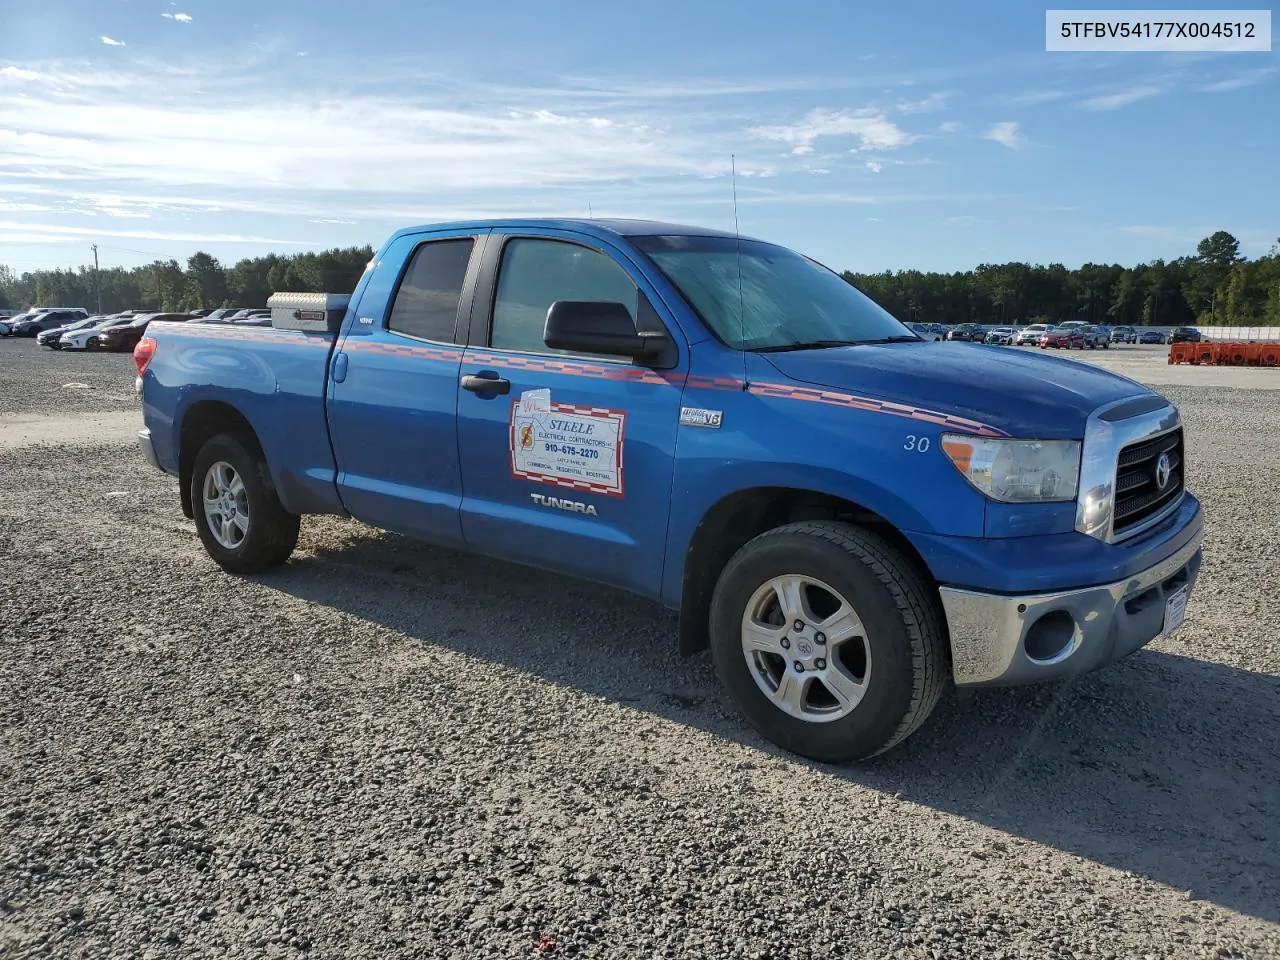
[1162,585,1190,637]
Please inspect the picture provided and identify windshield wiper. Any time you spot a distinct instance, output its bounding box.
[753,335,923,352]
[752,339,862,353]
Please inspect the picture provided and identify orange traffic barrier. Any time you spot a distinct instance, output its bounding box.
[1169,339,1280,367]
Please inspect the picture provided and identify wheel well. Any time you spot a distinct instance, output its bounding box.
[178,401,260,519]
[677,487,934,655]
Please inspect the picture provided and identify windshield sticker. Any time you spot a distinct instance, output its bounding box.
[511,393,626,497]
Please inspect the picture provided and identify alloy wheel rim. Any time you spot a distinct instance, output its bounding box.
[202,460,250,549]
[740,574,872,723]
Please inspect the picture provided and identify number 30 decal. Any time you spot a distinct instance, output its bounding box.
[904,435,931,453]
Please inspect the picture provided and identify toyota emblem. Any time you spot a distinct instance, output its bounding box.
[1154,452,1172,491]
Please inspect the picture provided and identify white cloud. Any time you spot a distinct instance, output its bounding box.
[0,95,720,196]
[1008,90,1065,107]
[1197,68,1275,93]
[939,121,962,133]
[895,92,947,114]
[161,12,194,23]
[865,161,882,173]
[983,121,1022,149]
[0,66,45,82]
[0,219,308,245]
[100,36,126,47]
[750,108,916,155]
[1077,84,1164,111]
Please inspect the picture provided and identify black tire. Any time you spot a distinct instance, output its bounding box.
[190,431,299,574]
[708,521,948,763]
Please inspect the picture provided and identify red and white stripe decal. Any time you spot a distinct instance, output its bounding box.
[159,325,1006,438]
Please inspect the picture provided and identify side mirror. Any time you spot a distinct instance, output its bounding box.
[543,300,669,364]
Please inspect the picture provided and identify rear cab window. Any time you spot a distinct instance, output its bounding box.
[386,238,475,343]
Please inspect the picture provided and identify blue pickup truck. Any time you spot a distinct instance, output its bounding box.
[135,219,1203,762]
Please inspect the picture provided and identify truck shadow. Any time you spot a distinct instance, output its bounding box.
[260,524,1279,925]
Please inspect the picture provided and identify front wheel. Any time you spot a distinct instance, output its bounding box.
[190,432,299,574]
[708,521,948,763]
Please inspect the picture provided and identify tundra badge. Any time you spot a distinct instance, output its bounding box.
[529,493,598,517]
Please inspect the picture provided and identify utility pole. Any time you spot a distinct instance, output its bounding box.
[91,244,102,315]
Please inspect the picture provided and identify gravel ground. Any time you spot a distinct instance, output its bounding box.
[2,336,1278,959]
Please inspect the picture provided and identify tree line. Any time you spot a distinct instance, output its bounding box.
[0,247,375,315]
[844,231,1280,327]
[2,230,1278,327]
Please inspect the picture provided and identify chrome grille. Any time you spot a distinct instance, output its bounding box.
[1113,428,1183,535]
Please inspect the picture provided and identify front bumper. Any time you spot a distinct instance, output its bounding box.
[940,526,1203,686]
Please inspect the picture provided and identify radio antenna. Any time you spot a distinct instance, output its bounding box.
[731,154,748,389]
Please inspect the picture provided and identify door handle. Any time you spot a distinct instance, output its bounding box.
[461,372,511,395]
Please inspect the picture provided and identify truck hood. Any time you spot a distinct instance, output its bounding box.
[761,341,1152,439]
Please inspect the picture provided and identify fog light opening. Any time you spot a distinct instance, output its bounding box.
[1024,610,1077,663]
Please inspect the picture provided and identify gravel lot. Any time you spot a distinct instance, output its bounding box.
[2,336,1277,959]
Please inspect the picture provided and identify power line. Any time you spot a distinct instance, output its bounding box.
[94,242,183,261]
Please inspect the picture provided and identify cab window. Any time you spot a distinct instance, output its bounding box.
[386,238,475,343]
[489,238,638,355]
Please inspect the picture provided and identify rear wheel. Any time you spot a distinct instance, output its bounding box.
[190,432,299,574]
[708,521,948,763]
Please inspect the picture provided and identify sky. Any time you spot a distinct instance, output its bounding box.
[0,0,1276,277]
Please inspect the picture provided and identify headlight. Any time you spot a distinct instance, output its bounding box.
[941,434,1080,503]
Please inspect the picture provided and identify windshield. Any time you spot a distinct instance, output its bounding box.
[631,235,913,350]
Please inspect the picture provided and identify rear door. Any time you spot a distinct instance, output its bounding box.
[454,229,686,597]
[326,228,487,547]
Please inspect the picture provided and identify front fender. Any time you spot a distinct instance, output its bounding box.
[659,456,986,608]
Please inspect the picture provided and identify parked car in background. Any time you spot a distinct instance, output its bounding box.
[187,308,244,324]
[907,322,941,341]
[1109,325,1137,344]
[7,308,89,337]
[1169,326,1201,343]
[1039,326,1085,349]
[1138,329,1166,344]
[0,310,36,336]
[60,315,133,351]
[94,313,188,353]
[224,308,272,322]
[984,326,1016,345]
[947,322,983,341]
[1013,323,1050,345]
[1079,325,1111,349]
[38,315,109,349]
[230,312,272,327]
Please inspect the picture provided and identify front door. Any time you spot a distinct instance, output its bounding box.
[455,231,685,597]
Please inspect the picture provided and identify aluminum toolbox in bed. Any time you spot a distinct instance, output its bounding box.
[268,292,351,334]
